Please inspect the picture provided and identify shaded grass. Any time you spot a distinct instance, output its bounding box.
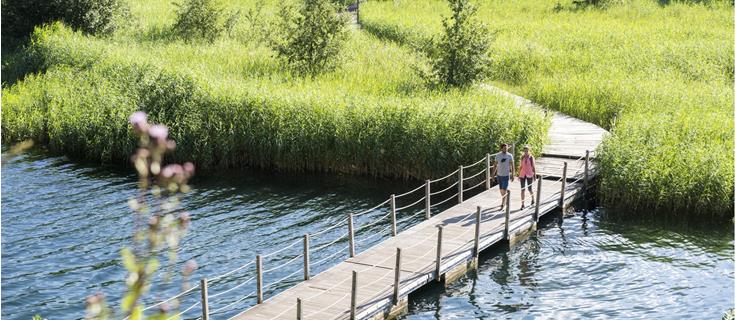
[361,0,734,216]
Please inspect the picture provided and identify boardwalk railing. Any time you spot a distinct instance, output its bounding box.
[134,149,598,320]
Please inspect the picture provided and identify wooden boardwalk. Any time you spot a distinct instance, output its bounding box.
[225,88,608,320]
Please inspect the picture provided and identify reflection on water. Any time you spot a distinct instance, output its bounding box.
[401,210,734,319]
[2,148,733,319]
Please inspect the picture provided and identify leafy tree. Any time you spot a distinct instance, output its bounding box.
[172,0,238,43]
[1,0,128,39]
[421,0,492,89]
[271,0,349,76]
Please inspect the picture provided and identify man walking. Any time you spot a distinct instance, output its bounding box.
[491,143,514,210]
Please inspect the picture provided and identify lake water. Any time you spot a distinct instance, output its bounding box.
[2,149,733,319]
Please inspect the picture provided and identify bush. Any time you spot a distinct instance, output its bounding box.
[421,0,492,89]
[271,0,349,76]
[0,0,128,39]
[172,0,238,43]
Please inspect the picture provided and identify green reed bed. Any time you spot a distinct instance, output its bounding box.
[361,0,734,216]
[2,19,548,179]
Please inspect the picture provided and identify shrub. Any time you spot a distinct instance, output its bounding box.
[421,0,492,89]
[0,0,128,38]
[172,0,238,43]
[271,0,349,76]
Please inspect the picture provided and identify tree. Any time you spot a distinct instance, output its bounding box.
[172,0,239,43]
[1,0,128,39]
[422,0,493,89]
[271,0,349,76]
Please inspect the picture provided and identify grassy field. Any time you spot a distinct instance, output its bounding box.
[361,0,734,217]
[1,0,549,179]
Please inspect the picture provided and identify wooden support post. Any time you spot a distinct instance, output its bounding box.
[256,255,263,304]
[584,150,590,190]
[473,206,481,258]
[559,162,568,207]
[296,298,302,320]
[511,143,515,159]
[390,194,397,236]
[350,271,357,320]
[348,213,355,258]
[425,180,431,219]
[534,177,542,222]
[356,0,360,25]
[458,166,464,203]
[435,225,442,282]
[393,248,401,304]
[485,153,492,189]
[503,191,511,240]
[303,234,310,280]
[200,278,209,320]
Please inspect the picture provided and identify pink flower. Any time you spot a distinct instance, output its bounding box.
[129,112,149,133]
[148,124,168,141]
[183,162,195,175]
[161,164,183,178]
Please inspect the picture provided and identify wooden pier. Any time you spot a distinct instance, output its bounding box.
[145,87,608,320]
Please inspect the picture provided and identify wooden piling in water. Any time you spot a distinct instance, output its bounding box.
[435,225,442,282]
[393,248,401,304]
[503,191,511,240]
[458,166,463,203]
[256,255,263,304]
[350,271,357,320]
[560,162,567,207]
[425,180,431,219]
[473,206,481,259]
[348,213,355,258]
[296,298,302,320]
[534,178,542,222]
[390,194,397,236]
[201,278,209,320]
[303,234,310,280]
[584,150,590,190]
[485,153,492,189]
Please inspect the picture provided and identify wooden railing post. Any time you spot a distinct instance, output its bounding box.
[534,177,542,222]
[296,298,302,320]
[559,162,568,207]
[473,206,481,259]
[200,278,209,320]
[350,270,357,320]
[390,194,397,236]
[458,166,464,203]
[393,248,401,304]
[256,255,263,304]
[303,233,310,280]
[584,150,590,190]
[356,0,360,25]
[503,191,511,240]
[511,143,515,159]
[425,180,431,219]
[435,225,442,282]
[348,213,356,258]
[485,153,492,189]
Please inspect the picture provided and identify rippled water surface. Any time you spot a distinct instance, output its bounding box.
[2,149,733,319]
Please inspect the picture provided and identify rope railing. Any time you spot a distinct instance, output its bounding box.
[394,183,425,199]
[147,149,600,319]
[211,291,257,315]
[429,181,458,196]
[431,191,459,208]
[429,168,460,184]
[166,301,200,320]
[352,198,391,218]
[209,275,256,299]
[462,167,486,181]
[395,196,425,212]
[138,283,200,313]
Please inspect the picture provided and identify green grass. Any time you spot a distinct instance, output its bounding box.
[1,0,549,179]
[361,0,734,217]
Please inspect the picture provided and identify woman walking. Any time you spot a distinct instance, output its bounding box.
[518,145,536,209]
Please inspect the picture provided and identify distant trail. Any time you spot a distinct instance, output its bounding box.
[481,84,608,159]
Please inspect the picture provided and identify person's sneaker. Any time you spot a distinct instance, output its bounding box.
[521,204,525,210]
[531,199,535,205]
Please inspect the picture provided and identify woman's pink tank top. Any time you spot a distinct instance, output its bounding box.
[519,155,535,178]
